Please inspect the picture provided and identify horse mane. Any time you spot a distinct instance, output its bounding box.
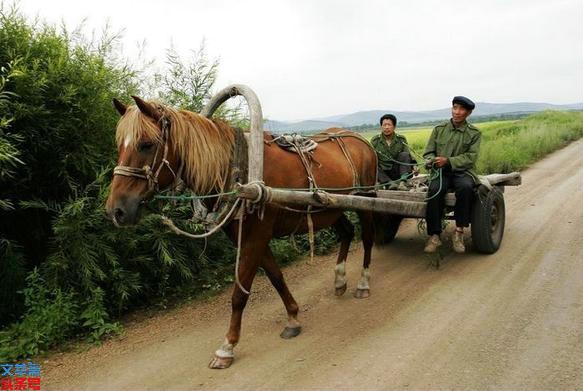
[115,103,235,195]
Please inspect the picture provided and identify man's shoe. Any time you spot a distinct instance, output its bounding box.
[424,235,442,253]
[453,230,465,253]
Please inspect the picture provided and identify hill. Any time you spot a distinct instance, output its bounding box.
[264,102,583,133]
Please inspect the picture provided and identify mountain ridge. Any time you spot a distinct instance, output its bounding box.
[264,102,583,133]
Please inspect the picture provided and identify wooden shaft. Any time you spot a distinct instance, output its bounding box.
[236,184,427,217]
[483,172,521,186]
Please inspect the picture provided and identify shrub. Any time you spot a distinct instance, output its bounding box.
[0,269,78,361]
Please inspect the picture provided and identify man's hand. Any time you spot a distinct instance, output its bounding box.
[433,156,449,168]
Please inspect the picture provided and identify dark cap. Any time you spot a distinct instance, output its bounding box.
[452,96,475,110]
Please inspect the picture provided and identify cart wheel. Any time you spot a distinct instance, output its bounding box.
[471,186,505,254]
[374,214,403,245]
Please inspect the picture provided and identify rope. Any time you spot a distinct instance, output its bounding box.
[424,168,443,201]
[160,198,241,239]
[234,205,250,295]
[154,190,237,200]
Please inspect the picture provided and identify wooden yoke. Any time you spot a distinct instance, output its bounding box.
[201,84,264,184]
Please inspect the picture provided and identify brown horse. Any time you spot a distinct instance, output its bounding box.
[106,96,378,369]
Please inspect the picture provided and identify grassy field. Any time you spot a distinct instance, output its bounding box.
[361,111,583,174]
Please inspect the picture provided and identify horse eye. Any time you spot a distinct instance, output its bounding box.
[138,142,154,152]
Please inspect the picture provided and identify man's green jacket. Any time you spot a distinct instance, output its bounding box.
[423,120,481,180]
[371,133,412,172]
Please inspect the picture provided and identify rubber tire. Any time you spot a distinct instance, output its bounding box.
[374,214,403,245]
[471,186,505,254]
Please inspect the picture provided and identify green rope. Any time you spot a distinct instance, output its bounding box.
[424,168,443,201]
[154,190,237,201]
[376,150,420,167]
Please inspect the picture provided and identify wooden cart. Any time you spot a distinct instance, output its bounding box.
[202,85,521,254]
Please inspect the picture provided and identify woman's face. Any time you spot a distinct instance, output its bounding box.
[381,119,395,137]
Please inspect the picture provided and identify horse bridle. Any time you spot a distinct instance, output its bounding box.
[113,116,181,195]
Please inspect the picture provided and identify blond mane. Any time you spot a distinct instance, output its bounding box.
[115,104,235,195]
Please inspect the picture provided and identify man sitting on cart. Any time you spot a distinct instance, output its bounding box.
[423,96,481,254]
[371,114,417,190]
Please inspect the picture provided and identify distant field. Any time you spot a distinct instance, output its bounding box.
[360,111,583,174]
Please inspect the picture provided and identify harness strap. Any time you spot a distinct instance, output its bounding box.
[113,114,176,194]
[334,137,360,188]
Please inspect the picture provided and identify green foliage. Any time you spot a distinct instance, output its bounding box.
[0,35,27,325]
[0,239,26,324]
[80,287,122,344]
[40,170,234,312]
[0,59,23,211]
[0,269,78,361]
[155,42,218,113]
[153,41,249,128]
[476,111,583,174]
[270,239,301,265]
[0,5,141,281]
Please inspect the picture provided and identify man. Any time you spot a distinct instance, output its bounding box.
[423,96,481,253]
[371,114,417,190]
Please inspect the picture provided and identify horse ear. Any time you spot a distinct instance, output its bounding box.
[131,95,161,121]
[112,98,127,116]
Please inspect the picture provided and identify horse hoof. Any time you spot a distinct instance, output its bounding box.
[208,355,234,369]
[354,288,370,299]
[280,326,302,339]
[335,283,347,296]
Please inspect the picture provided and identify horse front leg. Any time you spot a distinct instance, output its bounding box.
[261,247,302,339]
[209,230,266,369]
[333,214,355,296]
[355,211,374,299]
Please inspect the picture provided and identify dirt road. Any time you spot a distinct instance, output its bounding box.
[45,139,583,390]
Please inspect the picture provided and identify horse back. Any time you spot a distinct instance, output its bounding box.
[263,129,377,191]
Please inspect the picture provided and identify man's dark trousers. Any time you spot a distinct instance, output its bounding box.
[426,170,475,235]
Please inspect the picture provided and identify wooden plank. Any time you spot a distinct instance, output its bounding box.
[376,190,457,207]
[408,172,521,187]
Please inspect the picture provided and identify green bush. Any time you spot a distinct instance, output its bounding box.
[0,5,140,326]
[80,287,122,344]
[0,269,78,361]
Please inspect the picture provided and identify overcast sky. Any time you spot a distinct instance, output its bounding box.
[17,0,583,121]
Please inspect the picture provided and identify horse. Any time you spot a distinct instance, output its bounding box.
[105,96,378,369]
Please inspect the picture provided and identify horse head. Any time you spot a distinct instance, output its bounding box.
[106,96,181,226]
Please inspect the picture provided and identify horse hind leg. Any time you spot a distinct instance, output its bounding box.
[333,213,354,296]
[261,247,302,339]
[355,211,374,299]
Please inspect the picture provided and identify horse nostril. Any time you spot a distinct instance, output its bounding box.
[114,208,125,223]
